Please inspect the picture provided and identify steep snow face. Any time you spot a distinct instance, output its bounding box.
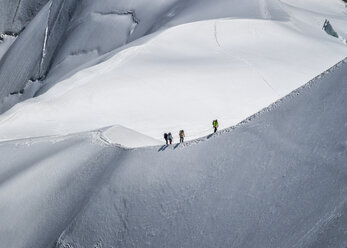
[0,0,49,33]
[0,58,346,248]
[0,0,78,101]
[0,2,51,100]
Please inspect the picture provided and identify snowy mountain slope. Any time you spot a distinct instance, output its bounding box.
[0,0,272,102]
[0,0,346,144]
[0,16,346,143]
[56,58,347,248]
[0,58,346,248]
[34,0,347,95]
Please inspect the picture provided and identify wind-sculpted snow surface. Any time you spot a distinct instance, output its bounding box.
[0,59,346,247]
[56,59,347,248]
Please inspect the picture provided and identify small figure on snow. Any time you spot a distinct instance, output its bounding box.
[168,132,173,144]
[164,133,168,145]
[213,119,219,133]
[179,130,185,143]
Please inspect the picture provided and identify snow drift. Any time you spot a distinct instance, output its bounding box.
[0,58,346,248]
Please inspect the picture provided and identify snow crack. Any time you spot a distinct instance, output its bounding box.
[12,0,23,24]
[214,22,221,47]
[94,10,140,41]
[94,10,139,24]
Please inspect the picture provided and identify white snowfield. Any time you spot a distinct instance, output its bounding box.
[0,0,347,247]
[0,58,346,248]
[0,0,346,145]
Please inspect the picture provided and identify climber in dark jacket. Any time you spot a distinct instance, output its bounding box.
[164,133,168,145]
[179,130,185,143]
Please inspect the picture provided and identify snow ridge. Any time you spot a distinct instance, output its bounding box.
[54,56,347,248]
[163,57,347,150]
[0,52,346,248]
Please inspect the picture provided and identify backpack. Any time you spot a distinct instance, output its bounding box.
[213,120,218,127]
[164,133,168,139]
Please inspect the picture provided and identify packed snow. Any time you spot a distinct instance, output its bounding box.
[0,58,346,248]
[0,0,346,145]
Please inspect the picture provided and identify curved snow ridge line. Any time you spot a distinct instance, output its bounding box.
[148,57,347,152]
[96,129,123,148]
